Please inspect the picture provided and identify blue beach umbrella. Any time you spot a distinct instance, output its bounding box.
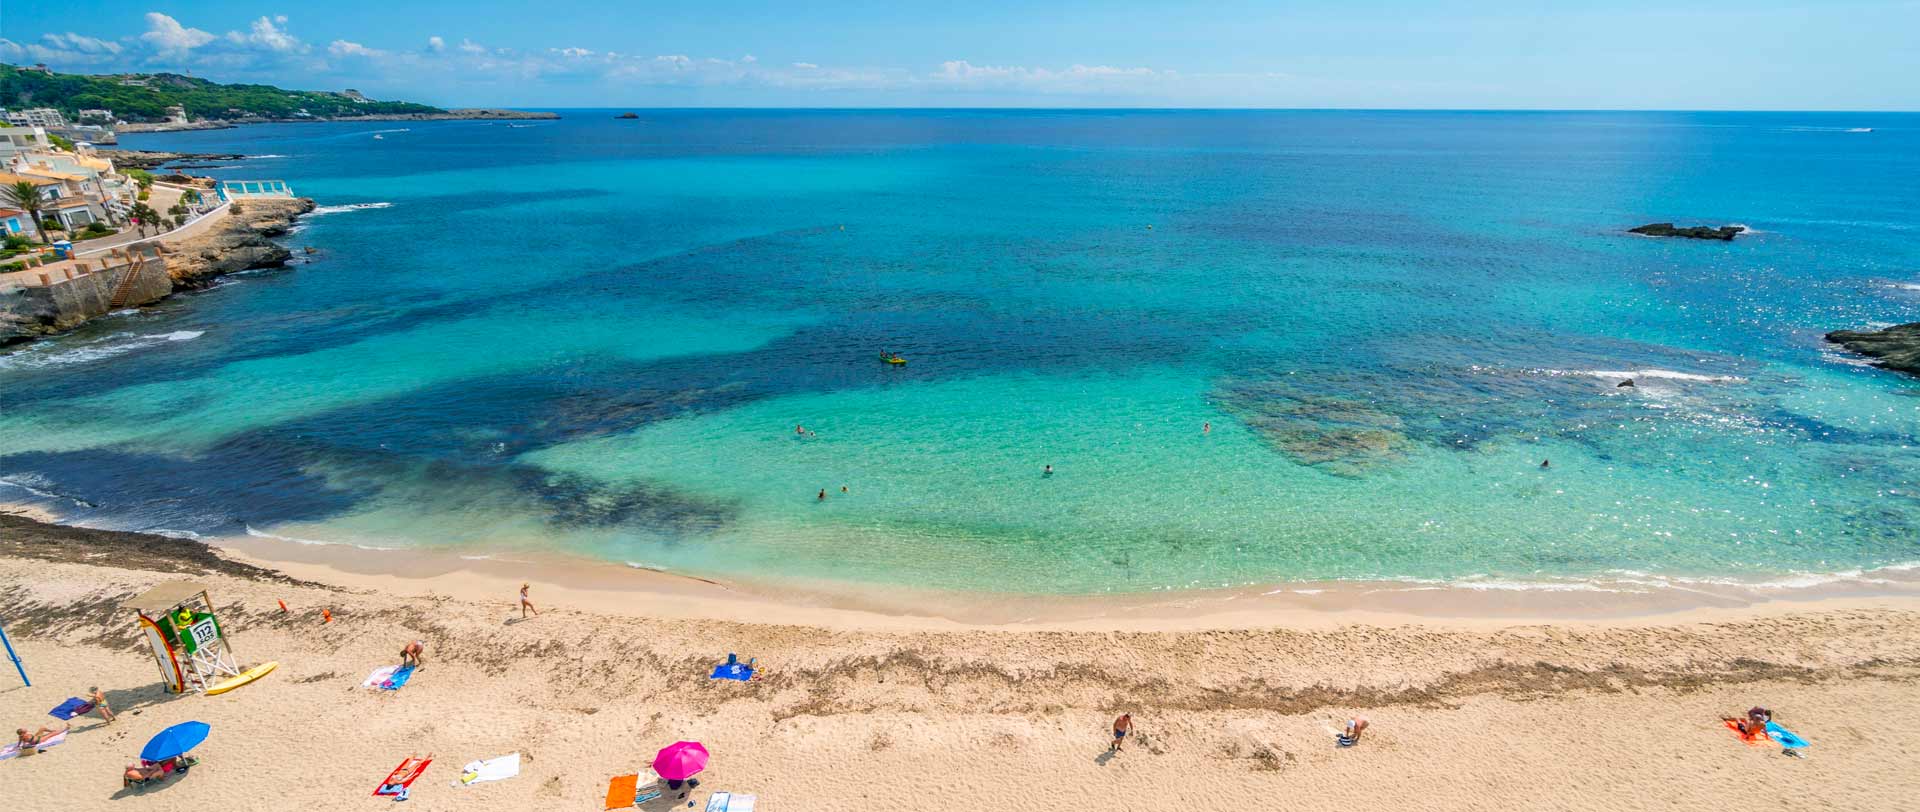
[141,721,210,762]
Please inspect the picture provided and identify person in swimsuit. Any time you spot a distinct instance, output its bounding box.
[124,760,167,782]
[1043,464,1054,477]
[401,640,425,669]
[1110,713,1132,752]
[519,583,538,619]
[16,724,64,748]
[88,686,115,723]
[818,488,828,501]
[1540,459,1550,469]
[1338,717,1368,747]
[1203,421,1211,434]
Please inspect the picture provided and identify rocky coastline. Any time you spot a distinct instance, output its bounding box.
[0,197,315,345]
[117,108,559,133]
[102,149,253,171]
[1826,323,1920,377]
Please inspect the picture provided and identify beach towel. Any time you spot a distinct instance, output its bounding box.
[1766,721,1810,750]
[1724,719,1769,744]
[706,792,758,812]
[372,756,431,798]
[709,653,755,681]
[459,753,520,785]
[381,664,417,691]
[362,665,398,689]
[605,774,638,809]
[0,730,68,761]
[48,698,94,720]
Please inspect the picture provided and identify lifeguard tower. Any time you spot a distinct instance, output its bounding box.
[124,582,242,694]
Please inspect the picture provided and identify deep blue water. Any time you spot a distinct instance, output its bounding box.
[3,110,1918,593]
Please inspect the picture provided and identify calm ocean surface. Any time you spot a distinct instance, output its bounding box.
[4,110,1919,594]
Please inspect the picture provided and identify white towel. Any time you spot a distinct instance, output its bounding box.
[0,730,66,761]
[705,792,756,812]
[460,753,520,785]
[362,665,398,689]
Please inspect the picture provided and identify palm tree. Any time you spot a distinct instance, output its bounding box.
[1,180,50,245]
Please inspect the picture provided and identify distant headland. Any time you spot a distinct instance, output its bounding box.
[1,63,558,139]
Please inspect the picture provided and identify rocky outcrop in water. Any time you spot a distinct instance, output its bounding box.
[1628,223,1746,241]
[1826,323,1920,377]
[164,197,316,288]
[102,150,251,171]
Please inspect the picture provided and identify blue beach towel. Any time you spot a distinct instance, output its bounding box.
[1765,721,1809,749]
[709,653,754,682]
[381,664,416,691]
[48,698,93,720]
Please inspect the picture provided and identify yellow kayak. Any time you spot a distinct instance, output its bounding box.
[885,358,906,365]
[206,661,278,696]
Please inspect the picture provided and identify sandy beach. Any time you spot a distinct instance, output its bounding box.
[2,512,1917,811]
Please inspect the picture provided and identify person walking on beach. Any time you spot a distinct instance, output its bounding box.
[519,583,538,619]
[1110,713,1132,752]
[400,640,426,669]
[87,686,115,723]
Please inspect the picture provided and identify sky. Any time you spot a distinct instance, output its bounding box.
[2,2,1917,109]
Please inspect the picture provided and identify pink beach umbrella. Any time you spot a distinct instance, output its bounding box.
[652,741,709,781]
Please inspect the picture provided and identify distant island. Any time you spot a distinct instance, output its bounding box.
[0,64,557,132]
[1628,222,1746,241]
[616,112,640,119]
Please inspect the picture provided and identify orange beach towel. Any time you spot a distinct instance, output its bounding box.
[605,773,639,809]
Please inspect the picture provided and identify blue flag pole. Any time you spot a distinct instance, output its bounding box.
[0,623,27,687]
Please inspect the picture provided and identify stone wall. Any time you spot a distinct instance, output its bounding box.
[0,260,171,343]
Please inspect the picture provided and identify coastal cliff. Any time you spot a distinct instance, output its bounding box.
[165,197,316,288]
[0,198,314,345]
[1826,323,1920,377]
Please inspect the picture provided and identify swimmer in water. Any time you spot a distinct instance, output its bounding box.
[818,488,827,501]
[1203,421,1211,434]
[1540,459,1551,469]
[1043,464,1054,477]
[840,485,849,494]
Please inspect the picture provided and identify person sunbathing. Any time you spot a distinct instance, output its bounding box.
[125,761,167,782]
[16,725,64,748]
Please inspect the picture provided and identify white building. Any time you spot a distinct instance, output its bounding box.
[3,108,70,129]
[164,105,189,124]
[77,108,115,123]
[0,125,54,162]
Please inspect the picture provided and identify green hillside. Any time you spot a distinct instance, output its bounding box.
[0,64,443,122]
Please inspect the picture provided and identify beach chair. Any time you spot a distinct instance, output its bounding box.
[373,754,432,800]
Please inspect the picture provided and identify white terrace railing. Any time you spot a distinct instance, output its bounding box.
[217,179,295,200]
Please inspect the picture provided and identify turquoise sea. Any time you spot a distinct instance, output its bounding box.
[3,110,1919,595]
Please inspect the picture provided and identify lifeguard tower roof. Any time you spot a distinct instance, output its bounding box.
[121,581,209,613]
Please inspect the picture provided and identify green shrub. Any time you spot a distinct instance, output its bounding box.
[2,233,29,250]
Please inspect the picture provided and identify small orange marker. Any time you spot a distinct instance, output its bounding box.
[277,599,289,613]
[321,608,332,623]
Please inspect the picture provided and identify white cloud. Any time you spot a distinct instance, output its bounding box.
[227,15,305,53]
[793,62,819,69]
[551,47,595,58]
[427,36,446,53]
[328,40,383,58]
[139,12,216,55]
[42,33,123,55]
[458,39,487,55]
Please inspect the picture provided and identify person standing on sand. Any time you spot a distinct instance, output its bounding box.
[519,583,538,619]
[1110,713,1132,752]
[87,686,114,723]
[400,640,425,669]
